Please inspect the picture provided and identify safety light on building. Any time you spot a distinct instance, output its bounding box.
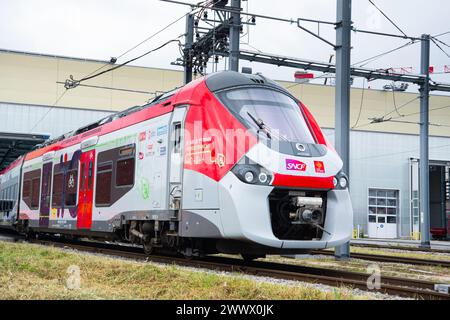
[294,71,314,84]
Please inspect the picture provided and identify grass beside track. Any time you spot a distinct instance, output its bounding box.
[0,242,364,300]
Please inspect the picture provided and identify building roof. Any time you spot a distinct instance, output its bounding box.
[1,48,450,137]
[0,132,49,172]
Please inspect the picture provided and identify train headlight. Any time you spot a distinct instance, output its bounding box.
[339,177,348,189]
[232,157,273,186]
[258,172,269,184]
[244,171,255,183]
[334,171,349,190]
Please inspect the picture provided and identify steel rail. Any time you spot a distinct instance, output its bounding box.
[351,243,450,254]
[312,250,450,268]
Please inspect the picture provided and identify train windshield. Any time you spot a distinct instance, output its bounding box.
[217,88,315,144]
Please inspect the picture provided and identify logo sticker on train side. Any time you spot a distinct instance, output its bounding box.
[286,159,307,172]
[157,126,168,136]
[314,161,325,174]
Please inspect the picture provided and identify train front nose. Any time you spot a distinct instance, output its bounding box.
[218,142,353,251]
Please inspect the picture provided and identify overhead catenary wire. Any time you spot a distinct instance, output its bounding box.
[354,40,418,68]
[390,104,450,120]
[432,37,450,49]
[391,85,405,117]
[368,0,408,38]
[75,11,191,82]
[65,39,181,90]
[430,37,450,59]
[352,78,366,129]
[28,89,69,134]
[433,31,450,38]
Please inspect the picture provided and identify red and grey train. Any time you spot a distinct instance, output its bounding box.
[0,71,353,259]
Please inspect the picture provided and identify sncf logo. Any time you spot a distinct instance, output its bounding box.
[286,159,307,172]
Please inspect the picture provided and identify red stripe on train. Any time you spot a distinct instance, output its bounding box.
[272,173,335,190]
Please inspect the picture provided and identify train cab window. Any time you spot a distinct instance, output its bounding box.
[31,178,41,209]
[216,88,316,144]
[96,163,112,206]
[52,173,64,207]
[65,169,78,206]
[116,158,135,187]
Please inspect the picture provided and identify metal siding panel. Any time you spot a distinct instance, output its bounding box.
[323,129,450,238]
[0,102,113,138]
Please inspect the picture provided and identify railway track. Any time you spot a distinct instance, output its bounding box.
[19,237,449,300]
[312,250,450,268]
[351,243,450,254]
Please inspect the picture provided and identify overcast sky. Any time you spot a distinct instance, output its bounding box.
[1,0,449,91]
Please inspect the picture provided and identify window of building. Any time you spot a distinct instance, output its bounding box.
[368,189,399,224]
[65,169,78,207]
[96,162,112,206]
[52,173,64,207]
[116,158,135,187]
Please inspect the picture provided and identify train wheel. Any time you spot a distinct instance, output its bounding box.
[143,241,154,255]
[25,229,36,241]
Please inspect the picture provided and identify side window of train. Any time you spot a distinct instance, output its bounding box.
[52,172,64,207]
[23,169,41,210]
[116,158,135,187]
[95,162,113,206]
[65,169,78,207]
[31,178,41,209]
[23,180,31,200]
[95,144,135,207]
[31,178,40,209]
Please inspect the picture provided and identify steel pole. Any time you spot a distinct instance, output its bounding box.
[334,0,352,260]
[184,13,195,84]
[420,34,431,249]
[228,0,241,71]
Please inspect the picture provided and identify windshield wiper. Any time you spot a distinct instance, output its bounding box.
[247,112,272,140]
[247,112,290,142]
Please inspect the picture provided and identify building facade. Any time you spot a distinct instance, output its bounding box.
[1,48,449,240]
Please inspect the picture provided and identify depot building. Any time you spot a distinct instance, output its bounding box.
[0,48,449,240]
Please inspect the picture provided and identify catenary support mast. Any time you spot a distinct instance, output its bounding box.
[334,0,352,260]
[419,34,431,248]
[228,0,241,71]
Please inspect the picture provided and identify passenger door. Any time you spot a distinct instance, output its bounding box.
[77,150,95,229]
[168,107,186,211]
[39,162,52,228]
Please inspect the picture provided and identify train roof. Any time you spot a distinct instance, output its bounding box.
[1,71,293,171]
[205,71,291,96]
